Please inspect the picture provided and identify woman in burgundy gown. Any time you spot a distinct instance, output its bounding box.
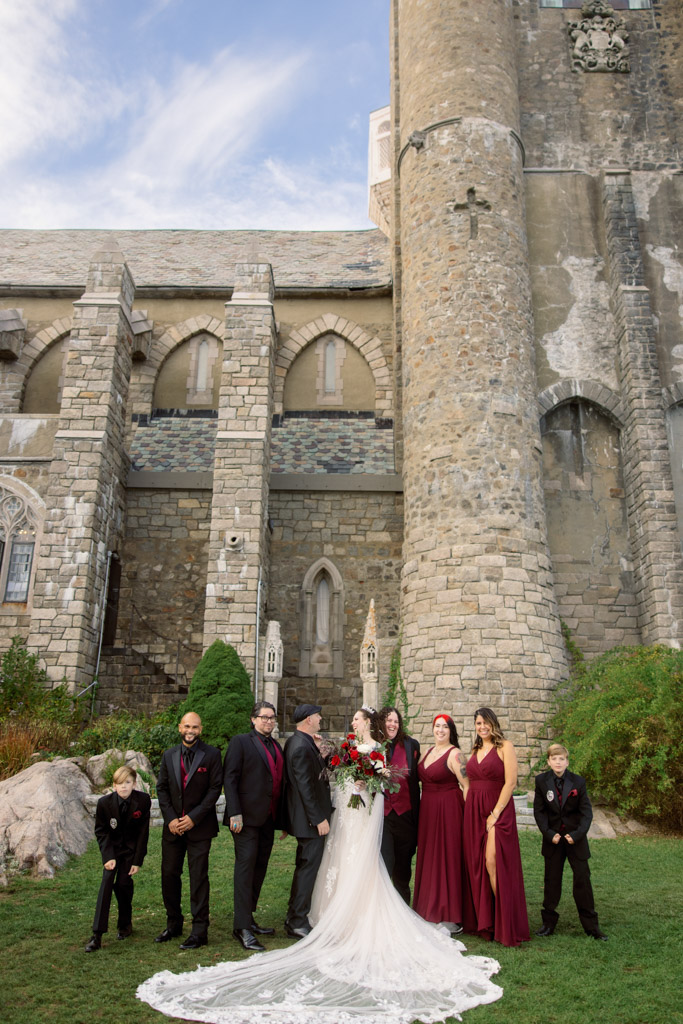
[463,707,530,947]
[413,714,469,932]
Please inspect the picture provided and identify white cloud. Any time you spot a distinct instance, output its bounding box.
[0,1,374,230]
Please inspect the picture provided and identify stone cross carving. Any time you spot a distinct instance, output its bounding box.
[448,187,492,240]
[568,1,630,74]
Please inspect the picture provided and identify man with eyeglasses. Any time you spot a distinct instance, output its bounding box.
[223,701,285,951]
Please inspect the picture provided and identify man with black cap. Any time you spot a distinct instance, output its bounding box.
[283,703,332,939]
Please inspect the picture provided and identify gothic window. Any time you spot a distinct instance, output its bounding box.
[299,557,344,678]
[317,333,346,406]
[186,334,220,406]
[0,486,41,605]
[539,1,650,8]
[324,340,337,395]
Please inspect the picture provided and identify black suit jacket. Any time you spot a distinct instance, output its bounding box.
[223,730,285,829]
[533,769,593,860]
[94,790,151,866]
[284,730,332,838]
[387,735,421,820]
[157,739,223,842]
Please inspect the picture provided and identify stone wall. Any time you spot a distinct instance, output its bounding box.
[268,487,403,729]
[115,486,211,687]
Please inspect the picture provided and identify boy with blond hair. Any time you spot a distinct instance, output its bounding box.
[85,765,151,951]
[533,743,607,941]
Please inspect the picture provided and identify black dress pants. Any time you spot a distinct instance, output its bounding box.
[287,835,325,929]
[542,844,599,933]
[232,820,275,929]
[381,809,418,904]
[161,833,213,937]
[92,855,134,934]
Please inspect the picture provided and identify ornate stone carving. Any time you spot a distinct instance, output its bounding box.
[360,599,379,708]
[568,2,630,74]
[263,620,283,683]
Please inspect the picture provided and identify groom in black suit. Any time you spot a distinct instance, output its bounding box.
[533,743,607,940]
[155,711,223,950]
[223,701,285,952]
[284,703,332,939]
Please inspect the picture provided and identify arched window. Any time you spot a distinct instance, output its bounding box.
[0,482,43,605]
[196,338,210,393]
[324,340,337,395]
[300,557,344,678]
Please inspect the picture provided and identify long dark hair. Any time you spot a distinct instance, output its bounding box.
[471,706,505,751]
[356,706,386,743]
[379,706,407,745]
[433,713,459,748]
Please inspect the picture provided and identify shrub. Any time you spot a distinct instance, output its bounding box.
[0,637,83,727]
[381,635,418,729]
[544,644,683,830]
[178,639,253,750]
[72,707,180,776]
[0,718,74,781]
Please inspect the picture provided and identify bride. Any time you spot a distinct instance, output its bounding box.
[137,706,503,1024]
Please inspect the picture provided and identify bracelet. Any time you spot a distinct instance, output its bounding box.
[491,809,499,819]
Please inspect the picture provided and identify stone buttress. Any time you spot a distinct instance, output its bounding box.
[27,242,134,688]
[202,264,277,678]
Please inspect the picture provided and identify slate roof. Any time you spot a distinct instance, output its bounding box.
[0,229,391,291]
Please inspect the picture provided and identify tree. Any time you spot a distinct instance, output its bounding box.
[179,640,253,750]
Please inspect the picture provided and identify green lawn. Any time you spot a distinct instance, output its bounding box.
[1,829,681,1024]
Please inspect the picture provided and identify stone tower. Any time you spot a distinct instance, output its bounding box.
[393,0,567,744]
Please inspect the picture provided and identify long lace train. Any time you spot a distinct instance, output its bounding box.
[137,783,503,1023]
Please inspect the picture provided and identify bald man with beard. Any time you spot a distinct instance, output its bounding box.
[155,712,223,950]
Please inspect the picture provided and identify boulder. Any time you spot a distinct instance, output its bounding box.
[85,748,156,791]
[0,759,94,884]
[84,748,124,786]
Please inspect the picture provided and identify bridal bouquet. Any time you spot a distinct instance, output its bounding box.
[326,734,404,809]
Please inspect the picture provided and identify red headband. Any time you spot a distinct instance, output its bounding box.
[433,714,454,728]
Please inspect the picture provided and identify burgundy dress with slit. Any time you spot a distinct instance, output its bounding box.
[463,746,530,947]
[413,748,468,925]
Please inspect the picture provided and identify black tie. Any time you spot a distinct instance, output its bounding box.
[119,799,129,817]
[556,776,564,807]
[182,747,195,770]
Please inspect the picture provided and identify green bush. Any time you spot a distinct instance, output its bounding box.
[178,639,253,750]
[0,636,78,724]
[544,644,683,830]
[72,706,180,776]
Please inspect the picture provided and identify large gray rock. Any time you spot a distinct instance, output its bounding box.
[85,748,155,791]
[0,759,94,884]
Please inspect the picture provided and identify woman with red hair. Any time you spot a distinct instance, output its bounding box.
[413,713,470,933]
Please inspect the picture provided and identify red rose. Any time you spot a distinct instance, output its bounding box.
[349,749,360,761]
[346,733,356,741]
[364,767,374,776]
[369,751,384,762]
[341,742,349,750]
[569,789,578,797]
[132,810,142,818]
[330,755,340,767]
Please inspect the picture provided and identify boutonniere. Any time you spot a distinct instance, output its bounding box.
[569,788,578,798]
[197,766,207,773]
[132,810,142,818]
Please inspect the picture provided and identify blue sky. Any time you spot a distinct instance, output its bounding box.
[0,0,389,230]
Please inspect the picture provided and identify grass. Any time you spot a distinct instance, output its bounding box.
[1,830,681,1024]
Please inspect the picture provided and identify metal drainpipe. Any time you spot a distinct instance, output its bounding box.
[93,550,115,709]
[254,565,262,699]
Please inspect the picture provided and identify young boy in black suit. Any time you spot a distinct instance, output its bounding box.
[533,743,608,941]
[85,765,151,951]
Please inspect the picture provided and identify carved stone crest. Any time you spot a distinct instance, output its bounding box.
[568,1,630,74]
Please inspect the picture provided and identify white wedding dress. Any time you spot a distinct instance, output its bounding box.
[137,782,503,1024]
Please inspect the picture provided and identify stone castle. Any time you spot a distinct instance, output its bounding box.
[1,0,681,754]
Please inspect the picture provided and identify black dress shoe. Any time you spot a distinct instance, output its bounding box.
[535,925,555,937]
[117,925,132,940]
[180,933,208,950]
[588,930,609,941]
[285,923,311,940]
[251,919,275,936]
[233,928,265,952]
[85,933,101,952]
[155,927,183,943]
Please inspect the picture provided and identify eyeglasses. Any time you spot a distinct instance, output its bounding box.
[255,715,277,722]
